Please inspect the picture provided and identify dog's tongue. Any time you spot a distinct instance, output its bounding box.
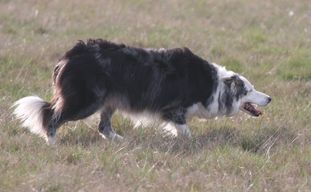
[244,103,262,116]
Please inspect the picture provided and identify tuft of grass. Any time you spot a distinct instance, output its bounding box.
[278,50,311,80]
[210,46,226,60]
[244,28,267,46]
[221,57,244,73]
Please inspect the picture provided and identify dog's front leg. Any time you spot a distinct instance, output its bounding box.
[175,124,192,138]
[162,107,192,138]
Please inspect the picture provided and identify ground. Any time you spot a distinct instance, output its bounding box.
[1,0,311,191]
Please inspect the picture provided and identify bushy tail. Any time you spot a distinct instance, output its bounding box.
[12,96,52,142]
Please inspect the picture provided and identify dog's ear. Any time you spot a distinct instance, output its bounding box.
[223,75,247,97]
[223,77,232,86]
[223,75,244,88]
[223,75,237,86]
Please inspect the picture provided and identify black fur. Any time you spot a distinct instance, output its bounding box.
[46,39,219,138]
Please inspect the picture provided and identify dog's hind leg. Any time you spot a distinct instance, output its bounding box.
[46,114,62,145]
[98,107,123,141]
[45,92,103,144]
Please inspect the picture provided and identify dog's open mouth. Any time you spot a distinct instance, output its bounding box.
[241,102,262,117]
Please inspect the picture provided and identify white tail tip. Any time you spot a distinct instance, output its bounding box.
[12,96,48,140]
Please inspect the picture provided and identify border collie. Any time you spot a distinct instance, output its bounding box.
[12,39,271,144]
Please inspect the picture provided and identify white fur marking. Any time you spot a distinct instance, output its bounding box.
[47,136,56,145]
[162,122,191,138]
[162,122,178,136]
[186,102,219,120]
[244,90,271,106]
[212,63,235,79]
[121,111,162,129]
[12,96,48,140]
[99,132,123,141]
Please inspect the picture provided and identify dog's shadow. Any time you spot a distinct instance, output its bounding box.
[127,127,242,155]
[126,125,291,155]
[58,123,292,156]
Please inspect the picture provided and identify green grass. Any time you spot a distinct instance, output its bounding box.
[1,0,311,191]
[278,50,311,80]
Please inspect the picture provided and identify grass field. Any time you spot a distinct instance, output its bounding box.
[1,0,311,191]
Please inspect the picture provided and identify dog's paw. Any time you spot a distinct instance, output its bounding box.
[178,128,192,139]
[46,135,56,145]
[99,132,123,141]
[176,124,192,139]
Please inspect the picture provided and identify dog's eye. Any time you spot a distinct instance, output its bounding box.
[245,88,253,95]
[243,87,249,95]
[243,90,248,95]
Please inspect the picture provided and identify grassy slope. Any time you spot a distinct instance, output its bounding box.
[1,0,311,191]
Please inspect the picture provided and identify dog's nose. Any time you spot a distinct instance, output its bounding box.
[267,97,272,103]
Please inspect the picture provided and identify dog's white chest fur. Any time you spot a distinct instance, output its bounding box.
[186,103,214,119]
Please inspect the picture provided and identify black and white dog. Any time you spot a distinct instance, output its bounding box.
[13,39,271,144]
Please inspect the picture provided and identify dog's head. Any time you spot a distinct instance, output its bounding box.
[220,74,271,117]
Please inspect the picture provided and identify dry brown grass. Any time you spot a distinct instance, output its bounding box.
[1,0,311,191]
